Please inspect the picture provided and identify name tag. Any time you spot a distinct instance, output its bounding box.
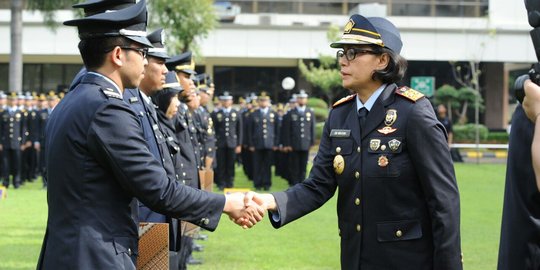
[330,129,350,138]
[129,97,139,104]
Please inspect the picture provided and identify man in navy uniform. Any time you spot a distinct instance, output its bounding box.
[251,14,462,270]
[123,28,172,223]
[212,92,242,189]
[37,2,262,269]
[0,93,25,189]
[241,96,256,181]
[247,92,278,190]
[281,90,315,185]
[193,74,216,190]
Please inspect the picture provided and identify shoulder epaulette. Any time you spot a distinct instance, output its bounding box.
[101,88,122,100]
[332,94,356,108]
[395,87,424,102]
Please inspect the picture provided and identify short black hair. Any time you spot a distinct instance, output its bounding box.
[78,36,132,70]
[371,47,408,84]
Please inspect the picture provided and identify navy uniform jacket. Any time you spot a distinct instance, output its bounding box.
[281,107,316,151]
[194,106,216,161]
[212,108,242,148]
[175,104,199,187]
[37,73,225,270]
[270,84,462,270]
[498,105,540,270]
[38,109,49,144]
[247,108,279,150]
[0,108,25,149]
[124,88,175,223]
[26,108,40,143]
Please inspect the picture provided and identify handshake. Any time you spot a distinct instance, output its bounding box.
[223,192,277,229]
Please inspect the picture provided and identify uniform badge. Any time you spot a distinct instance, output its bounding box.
[378,109,398,135]
[370,139,381,151]
[333,155,345,175]
[378,155,389,167]
[384,109,397,126]
[344,18,355,34]
[388,139,401,151]
[377,126,397,135]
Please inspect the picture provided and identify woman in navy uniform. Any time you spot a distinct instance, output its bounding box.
[37,2,262,269]
[253,14,462,270]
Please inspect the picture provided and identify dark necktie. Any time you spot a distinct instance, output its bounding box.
[358,107,368,135]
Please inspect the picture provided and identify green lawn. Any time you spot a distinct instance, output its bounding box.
[0,163,506,270]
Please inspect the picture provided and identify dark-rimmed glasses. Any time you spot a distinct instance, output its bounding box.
[118,46,148,58]
[336,48,380,62]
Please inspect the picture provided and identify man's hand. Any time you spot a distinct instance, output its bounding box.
[249,147,255,152]
[34,142,41,151]
[235,146,241,154]
[523,79,540,122]
[223,192,265,229]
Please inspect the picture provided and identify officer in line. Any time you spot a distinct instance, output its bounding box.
[212,91,242,189]
[247,92,278,191]
[37,94,49,187]
[240,96,256,181]
[281,90,316,186]
[251,14,462,270]
[273,103,287,181]
[193,74,216,190]
[166,52,205,267]
[0,93,25,189]
[38,2,262,269]
[22,93,39,183]
[123,28,173,223]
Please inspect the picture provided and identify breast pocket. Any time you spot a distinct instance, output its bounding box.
[366,136,404,178]
[331,138,354,177]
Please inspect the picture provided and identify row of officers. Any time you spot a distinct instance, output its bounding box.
[0,92,59,189]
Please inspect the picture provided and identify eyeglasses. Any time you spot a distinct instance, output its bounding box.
[336,48,380,62]
[118,46,148,58]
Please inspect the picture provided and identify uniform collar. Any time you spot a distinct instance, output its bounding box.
[87,72,123,99]
[139,90,151,105]
[356,84,386,112]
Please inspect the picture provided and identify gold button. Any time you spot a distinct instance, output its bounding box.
[355,198,360,205]
[336,147,342,153]
[396,230,403,237]
[355,171,360,179]
[357,146,361,153]
[381,145,387,151]
[356,224,361,232]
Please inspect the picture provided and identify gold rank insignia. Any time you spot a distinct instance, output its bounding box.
[395,87,425,102]
[333,154,345,175]
[370,139,381,151]
[344,18,355,34]
[378,155,389,167]
[388,139,401,151]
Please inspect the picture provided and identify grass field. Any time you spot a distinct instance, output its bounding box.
[0,163,506,270]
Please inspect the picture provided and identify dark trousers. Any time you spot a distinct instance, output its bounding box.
[241,146,253,181]
[3,148,21,188]
[22,146,37,182]
[289,150,309,185]
[253,149,272,189]
[216,147,236,188]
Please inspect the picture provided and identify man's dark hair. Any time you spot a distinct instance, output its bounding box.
[78,36,132,70]
[371,46,408,84]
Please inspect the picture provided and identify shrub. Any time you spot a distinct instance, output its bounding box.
[453,124,489,142]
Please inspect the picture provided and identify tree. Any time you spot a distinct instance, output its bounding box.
[434,84,459,122]
[9,0,23,94]
[149,0,218,53]
[298,24,343,104]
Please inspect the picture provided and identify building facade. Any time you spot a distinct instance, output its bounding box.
[0,0,533,129]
